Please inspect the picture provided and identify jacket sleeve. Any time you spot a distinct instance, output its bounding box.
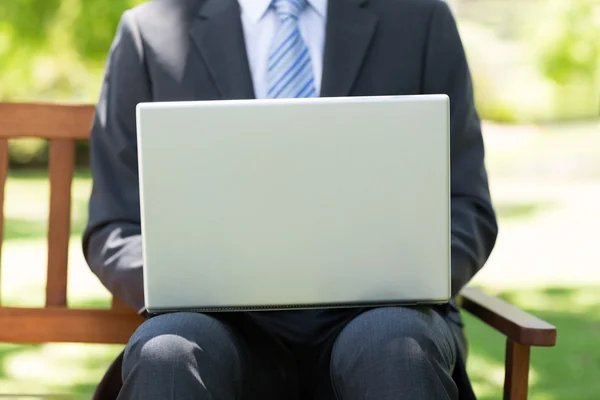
[82,10,150,313]
[422,1,499,296]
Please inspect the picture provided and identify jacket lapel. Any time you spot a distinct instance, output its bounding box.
[189,0,256,99]
[321,0,377,97]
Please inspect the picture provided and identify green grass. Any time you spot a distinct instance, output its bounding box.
[1,120,599,398]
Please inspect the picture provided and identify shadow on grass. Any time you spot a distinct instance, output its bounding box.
[7,169,91,181]
[68,296,112,310]
[464,286,600,400]
[3,218,49,241]
[3,205,87,241]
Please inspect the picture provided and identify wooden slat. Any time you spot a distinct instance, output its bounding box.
[503,340,531,400]
[0,138,7,306]
[46,140,75,307]
[460,287,557,347]
[0,307,143,344]
[0,102,93,140]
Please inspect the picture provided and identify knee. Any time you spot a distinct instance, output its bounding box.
[128,329,198,369]
[331,308,458,399]
[123,312,241,374]
[331,307,448,372]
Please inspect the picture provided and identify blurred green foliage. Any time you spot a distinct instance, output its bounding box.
[0,0,60,46]
[536,0,599,86]
[0,0,598,165]
[533,0,600,120]
[459,0,600,123]
[0,0,146,102]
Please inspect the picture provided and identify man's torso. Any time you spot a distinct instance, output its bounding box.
[130,0,458,343]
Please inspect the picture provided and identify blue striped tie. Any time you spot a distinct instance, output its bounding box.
[267,0,317,98]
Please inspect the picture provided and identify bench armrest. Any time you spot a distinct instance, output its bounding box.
[458,287,557,347]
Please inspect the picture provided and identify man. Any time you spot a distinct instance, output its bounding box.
[84,0,498,399]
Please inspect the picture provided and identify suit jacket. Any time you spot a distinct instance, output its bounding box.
[84,0,498,398]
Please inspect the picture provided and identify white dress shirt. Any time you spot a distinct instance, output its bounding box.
[237,0,328,98]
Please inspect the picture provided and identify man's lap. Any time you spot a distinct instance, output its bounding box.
[122,306,461,400]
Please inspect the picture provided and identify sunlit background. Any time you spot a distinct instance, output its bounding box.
[1,0,599,398]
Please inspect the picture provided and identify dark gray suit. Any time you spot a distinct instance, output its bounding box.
[83,0,498,398]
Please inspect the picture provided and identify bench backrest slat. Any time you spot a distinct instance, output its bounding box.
[0,102,133,313]
[46,139,75,307]
[0,138,8,305]
[0,102,93,140]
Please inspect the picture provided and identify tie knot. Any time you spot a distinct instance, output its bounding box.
[272,0,308,20]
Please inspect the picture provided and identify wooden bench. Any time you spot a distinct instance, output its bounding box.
[0,102,557,399]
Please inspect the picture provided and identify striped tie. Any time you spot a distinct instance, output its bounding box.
[267,0,317,98]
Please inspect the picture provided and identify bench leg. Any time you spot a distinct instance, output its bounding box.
[503,340,531,400]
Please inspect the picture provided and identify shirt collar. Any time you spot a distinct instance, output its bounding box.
[238,0,327,23]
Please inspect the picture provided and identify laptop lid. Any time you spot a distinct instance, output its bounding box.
[136,95,450,313]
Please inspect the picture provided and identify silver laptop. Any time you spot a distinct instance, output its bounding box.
[136,95,450,313]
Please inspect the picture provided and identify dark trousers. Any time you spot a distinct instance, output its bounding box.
[118,307,462,399]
